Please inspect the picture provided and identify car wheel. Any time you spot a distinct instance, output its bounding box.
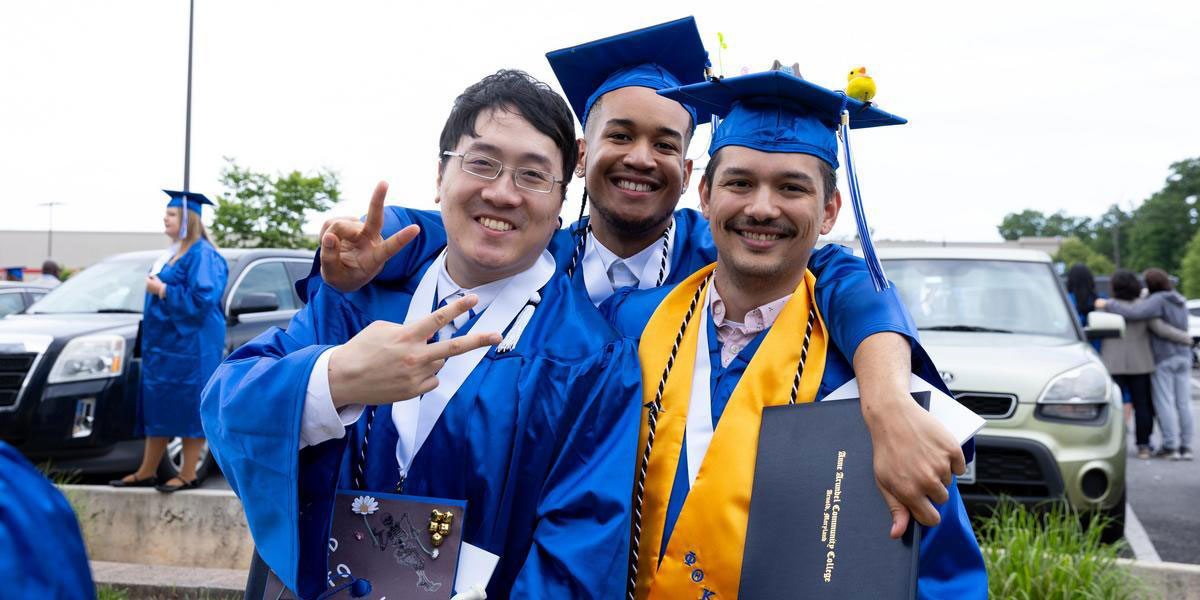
[1096,490,1126,545]
[156,437,215,482]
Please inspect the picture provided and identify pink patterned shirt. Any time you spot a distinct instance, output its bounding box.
[710,284,792,368]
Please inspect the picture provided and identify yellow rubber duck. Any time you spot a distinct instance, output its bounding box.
[846,67,876,103]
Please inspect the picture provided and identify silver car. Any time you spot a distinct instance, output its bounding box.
[876,247,1127,541]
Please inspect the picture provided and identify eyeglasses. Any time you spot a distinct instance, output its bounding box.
[442,151,563,194]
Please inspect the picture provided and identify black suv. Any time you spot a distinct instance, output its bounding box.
[0,248,313,480]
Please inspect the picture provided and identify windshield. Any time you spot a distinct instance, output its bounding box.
[883,259,1079,340]
[26,257,157,314]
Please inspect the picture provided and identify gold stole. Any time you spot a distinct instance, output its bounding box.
[633,263,829,600]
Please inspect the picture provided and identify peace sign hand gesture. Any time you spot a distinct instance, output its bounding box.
[319,181,420,293]
[328,295,502,409]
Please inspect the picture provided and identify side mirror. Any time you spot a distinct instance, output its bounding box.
[1085,311,1124,340]
[230,293,280,320]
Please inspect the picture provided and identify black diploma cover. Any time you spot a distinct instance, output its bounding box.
[739,394,929,600]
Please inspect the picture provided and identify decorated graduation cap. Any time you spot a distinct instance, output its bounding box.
[162,189,213,240]
[659,69,906,291]
[545,16,712,128]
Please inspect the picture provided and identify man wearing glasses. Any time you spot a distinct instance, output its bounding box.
[320,17,969,541]
[202,70,641,600]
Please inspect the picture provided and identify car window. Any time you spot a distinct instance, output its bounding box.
[30,292,48,302]
[1189,307,1200,318]
[26,258,153,314]
[883,259,1078,340]
[0,292,24,317]
[230,261,298,312]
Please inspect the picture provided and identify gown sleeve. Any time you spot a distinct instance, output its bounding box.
[916,479,989,599]
[509,338,643,599]
[201,283,369,599]
[809,245,919,361]
[0,442,95,598]
[163,243,227,325]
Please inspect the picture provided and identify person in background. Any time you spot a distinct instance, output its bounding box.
[1,440,95,598]
[1100,270,1190,459]
[111,190,228,491]
[37,260,62,286]
[1098,268,1194,460]
[1066,263,1101,351]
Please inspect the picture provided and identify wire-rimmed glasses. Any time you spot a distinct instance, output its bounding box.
[442,151,563,194]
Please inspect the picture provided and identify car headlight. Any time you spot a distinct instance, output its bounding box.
[47,334,126,384]
[1036,362,1110,421]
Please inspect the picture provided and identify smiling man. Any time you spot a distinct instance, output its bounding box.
[201,70,640,600]
[545,18,969,540]
[603,70,987,599]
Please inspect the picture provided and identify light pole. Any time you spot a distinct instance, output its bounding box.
[36,201,64,259]
[183,0,195,193]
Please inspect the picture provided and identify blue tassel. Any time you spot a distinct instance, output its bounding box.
[837,94,889,292]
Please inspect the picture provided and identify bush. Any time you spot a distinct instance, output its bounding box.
[977,498,1147,599]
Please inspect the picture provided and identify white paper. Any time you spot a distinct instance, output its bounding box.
[822,374,986,446]
[453,541,499,596]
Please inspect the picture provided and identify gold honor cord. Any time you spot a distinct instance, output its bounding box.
[626,269,819,600]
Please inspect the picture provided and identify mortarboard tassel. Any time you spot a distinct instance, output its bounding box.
[496,292,541,354]
[838,94,889,292]
[180,196,189,240]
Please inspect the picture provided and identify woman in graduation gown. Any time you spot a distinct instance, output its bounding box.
[202,71,641,600]
[112,191,227,492]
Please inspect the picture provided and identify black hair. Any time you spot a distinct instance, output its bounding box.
[1110,269,1142,301]
[438,69,577,200]
[1066,263,1098,316]
[703,148,838,204]
[1143,267,1172,293]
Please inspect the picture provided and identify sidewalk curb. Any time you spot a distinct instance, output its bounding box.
[1119,558,1200,599]
[91,560,245,599]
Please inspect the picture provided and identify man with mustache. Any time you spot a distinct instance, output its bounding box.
[320,17,967,538]
[202,70,640,599]
[605,69,987,600]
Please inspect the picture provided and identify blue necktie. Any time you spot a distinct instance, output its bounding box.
[432,293,476,342]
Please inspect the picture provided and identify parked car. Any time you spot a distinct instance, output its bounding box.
[0,280,57,318]
[878,247,1127,541]
[0,248,314,480]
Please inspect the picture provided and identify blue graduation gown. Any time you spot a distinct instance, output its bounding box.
[203,208,641,600]
[601,269,989,599]
[0,441,95,598]
[140,239,228,438]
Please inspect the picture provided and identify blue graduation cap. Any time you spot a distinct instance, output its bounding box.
[659,70,906,291]
[545,17,711,128]
[162,189,214,239]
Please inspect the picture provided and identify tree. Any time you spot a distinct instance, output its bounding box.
[1086,204,1131,268]
[1054,237,1114,275]
[997,209,1092,241]
[1180,229,1200,298]
[1126,159,1200,273]
[212,159,339,249]
[998,209,1046,240]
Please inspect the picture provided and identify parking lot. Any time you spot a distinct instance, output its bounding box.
[1124,376,1200,565]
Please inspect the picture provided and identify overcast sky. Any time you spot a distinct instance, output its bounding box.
[3,0,1198,243]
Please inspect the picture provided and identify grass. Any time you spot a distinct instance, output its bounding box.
[977,498,1151,599]
[96,585,240,600]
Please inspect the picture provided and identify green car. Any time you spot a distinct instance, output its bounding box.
[878,247,1127,541]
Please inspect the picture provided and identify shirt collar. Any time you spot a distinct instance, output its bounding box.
[710,279,792,332]
[436,264,512,313]
[586,226,671,288]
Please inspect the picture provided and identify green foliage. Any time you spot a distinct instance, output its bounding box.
[212,158,339,249]
[997,209,1092,241]
[1054,237,1114,275]
[977,499,1147,600]
[1126,159,1200,273]
[1180,229,1200,298]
